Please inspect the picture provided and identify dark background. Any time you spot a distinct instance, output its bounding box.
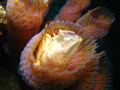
[0,0,120,90]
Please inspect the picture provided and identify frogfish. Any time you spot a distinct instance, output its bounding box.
[4,0,115,90]
[19,21,114,90]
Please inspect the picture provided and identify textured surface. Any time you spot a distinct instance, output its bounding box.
[0,0,119,90]
[6,0,49,30]
[19,21,97,89]
[5,0,51,56]
[54,0,91,22]
[76,7,115,39]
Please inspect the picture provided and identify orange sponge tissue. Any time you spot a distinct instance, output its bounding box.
[6,0,50,56]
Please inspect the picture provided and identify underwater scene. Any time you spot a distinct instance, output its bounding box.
[0,0,119,90]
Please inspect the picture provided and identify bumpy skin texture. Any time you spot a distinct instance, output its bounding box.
[54,0,91,22]
[6,0,50,56]
[76,7,115,39]
[19,21,99,90]
[67,52,103,90]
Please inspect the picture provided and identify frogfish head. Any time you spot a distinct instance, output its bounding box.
[19,21,99,89]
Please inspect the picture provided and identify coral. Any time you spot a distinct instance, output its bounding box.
[6,0,51,56]
[76,7,115,39]
[54,0,91,22]
[0,4,7,36]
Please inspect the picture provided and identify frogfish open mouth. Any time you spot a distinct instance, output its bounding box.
[19,21,104,90]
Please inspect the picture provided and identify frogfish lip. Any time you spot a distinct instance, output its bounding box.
[19,21,97,89]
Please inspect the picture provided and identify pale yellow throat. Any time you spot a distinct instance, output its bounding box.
[35,29,83,70]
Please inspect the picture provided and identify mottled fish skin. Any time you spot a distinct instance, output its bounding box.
[90,53,112,90]
[19,21,98,90]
